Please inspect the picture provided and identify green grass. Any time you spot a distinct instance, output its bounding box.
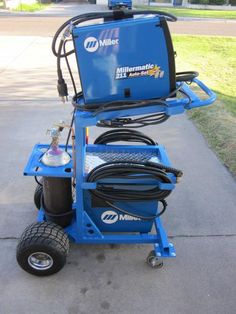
[136,5,236,19]
[173,35,236,175]
[173,35,236,116]
[13,2,50,12]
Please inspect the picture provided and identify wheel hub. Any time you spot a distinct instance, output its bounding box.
[28,252,53,270]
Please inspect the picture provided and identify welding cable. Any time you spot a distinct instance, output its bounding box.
[97,113,169,128]
[87,161,182,220]
[178,88,192,105]
[34,173,42,186]
[52,10,176,71]
[65,109,76,153]
[87,161,175,201]
[74,96,167,113]
[52,10,177,57]
[88,83,193,128]
[94,129,157,145]
[106,199,167,221]
[34,141,53,186]
[64,92,83,153]
[73,83,183,114]
[64,124,76,185]
[52,12,105,58]
[73,96,170,127]
[176,71,199,82]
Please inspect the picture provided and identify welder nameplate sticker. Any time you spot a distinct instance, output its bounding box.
[115,64,164,80]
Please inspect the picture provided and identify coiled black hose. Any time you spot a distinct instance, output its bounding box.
[94,129,157,145]
[87,161,182,220]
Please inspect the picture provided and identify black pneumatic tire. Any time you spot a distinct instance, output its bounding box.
[34,184,43,210]
[16,222,70,276]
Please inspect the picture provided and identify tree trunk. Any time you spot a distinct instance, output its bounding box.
[2,0,7,9]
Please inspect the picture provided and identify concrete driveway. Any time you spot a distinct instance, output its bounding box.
[0,3,236,314]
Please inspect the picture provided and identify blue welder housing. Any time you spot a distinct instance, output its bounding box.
[72,16,175,104]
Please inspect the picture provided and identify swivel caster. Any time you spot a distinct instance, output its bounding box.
[146,250,163,269]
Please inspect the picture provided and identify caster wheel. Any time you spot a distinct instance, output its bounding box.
[146,250,163,269]
[34,183,43,210]
[16,222,69,276]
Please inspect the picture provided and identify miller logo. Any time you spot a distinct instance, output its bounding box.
[101,211,118,224]
[84,37,99,53]
[84,36,119,53]
[101,210,141,224]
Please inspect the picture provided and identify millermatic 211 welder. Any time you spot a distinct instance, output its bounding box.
[73,15,175,103]
[16,10,216,276]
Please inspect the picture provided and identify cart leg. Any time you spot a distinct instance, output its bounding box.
[154,217,176,258]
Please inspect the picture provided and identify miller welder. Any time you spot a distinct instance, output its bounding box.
[16,10,216,276]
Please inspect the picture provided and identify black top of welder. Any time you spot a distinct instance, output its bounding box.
[103,10,133,22]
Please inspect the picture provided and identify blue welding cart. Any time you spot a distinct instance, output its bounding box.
[16,10,216,276]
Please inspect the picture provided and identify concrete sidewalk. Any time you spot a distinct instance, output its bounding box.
[0,6,236,314]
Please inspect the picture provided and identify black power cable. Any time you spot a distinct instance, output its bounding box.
[94,129,157,145]
[63,40,77,96]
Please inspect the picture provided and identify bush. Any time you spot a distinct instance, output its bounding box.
[190,0,227,3]
[230,0,236,6]
[190,0,209,4]
[190,0,228,3]
[209,0,226,4]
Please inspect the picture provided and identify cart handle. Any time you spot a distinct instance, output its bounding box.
[182,78,216,109]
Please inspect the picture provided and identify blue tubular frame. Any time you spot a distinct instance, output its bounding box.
[74,78,216,125]
[60,110,176,259]
[183,78,216,109]
[24,79,215,259]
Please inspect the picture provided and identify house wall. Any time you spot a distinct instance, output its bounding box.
[5,0,37,9]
